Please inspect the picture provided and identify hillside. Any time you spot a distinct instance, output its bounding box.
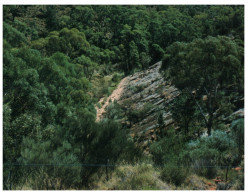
[96,61,244,150]
[3,5,244,190]
[96,62,179,147]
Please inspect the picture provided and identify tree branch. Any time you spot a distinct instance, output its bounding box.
[187,88,208,126]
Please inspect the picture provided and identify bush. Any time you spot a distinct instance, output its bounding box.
[160,162,188,186]
[150,128,185,166]
[134,85,146,93]
[150,129,188,186]
[112,72,123,83]
[191,162,218,179]
[127,103,154,124]
[181,130,238,179]
[231,118,244,160]
[19,138,81,190]
[96,102,101,109]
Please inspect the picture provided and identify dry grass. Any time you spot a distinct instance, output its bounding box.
[92,163,172,190]
[177,174,216,190]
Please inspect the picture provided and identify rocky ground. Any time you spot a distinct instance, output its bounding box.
[96,61,179,149]
[95,61,244,151]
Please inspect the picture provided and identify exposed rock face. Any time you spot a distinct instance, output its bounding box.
[224,108,244,123]
[96,61,179,144]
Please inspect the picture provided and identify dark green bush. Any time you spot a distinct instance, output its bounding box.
[231,118,244,160]
[160,162,188,186]
[134,85,146,93]
[112,72,123,83]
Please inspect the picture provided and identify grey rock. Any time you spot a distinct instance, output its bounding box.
[97,61,178,142]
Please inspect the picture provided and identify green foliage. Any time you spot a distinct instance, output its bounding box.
[231,119,244,160]
[162,36,244,135]
[168,92,198,137]
[13,19,39,40]
[98,163,167,190]
[74,55,97,79]
[3,22,27,47]
[112,72,123,83]
[19,138,80,189]
[160,163,188,186]
[150,44,164,64]
[3,4,244,189]
[181,130,238,178]
[150,129,188,186]
[163,36,243,90]
[229,159,244,190]
[32,28,90,58]
[126,84,146,96]
[93,120,134,164]
[157,111,165,136]
[127,102,154,124]
[105,101,123,120]
[150,129,185,166]
[3,39,95,189]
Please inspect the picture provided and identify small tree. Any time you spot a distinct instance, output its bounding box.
[74,55,97,80]
[168,91,197,137]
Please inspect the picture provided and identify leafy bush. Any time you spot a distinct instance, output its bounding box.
[160,162,188,186]
[134,85,146,93]
[19,138,81,190]
[150,128,185,166]
[96,102,101,109]
[112,72,123,83]
[181,130,238,178]
[229,159,244,190]
[3,22,27,47]
[127,102,154,124]
[231,118,244,160]
[150,129,188,186]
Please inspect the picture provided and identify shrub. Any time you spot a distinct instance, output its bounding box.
[150,129,188,186]
[112,72,123,83]
[134,85,146,93]
[231,118,244,160]
[181,130,238,179]
[96,102,101,109]
[126,102,154,124]
[150,128,185,166]
[160,162,188,186]
[95,163,171,190]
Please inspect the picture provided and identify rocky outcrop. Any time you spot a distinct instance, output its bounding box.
[223,108,244,123]
[96,61,179,145]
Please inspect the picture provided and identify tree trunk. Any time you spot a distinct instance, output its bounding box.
[207,111,213,136]
[184,119,189,137]
[188,88,209,130]
[207,122,212,136]
[225,167,229,182]
[206,90,214,136]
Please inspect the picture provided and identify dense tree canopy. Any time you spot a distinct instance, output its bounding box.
[3,5,244,190]
[162,36,243,135]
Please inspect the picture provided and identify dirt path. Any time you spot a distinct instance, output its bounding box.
[96,77,129,122]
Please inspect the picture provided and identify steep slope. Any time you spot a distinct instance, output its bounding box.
[96,77,129,122]
[96,61,179,146]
